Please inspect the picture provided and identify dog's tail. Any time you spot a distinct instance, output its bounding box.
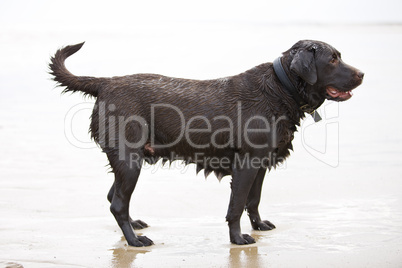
[49,42,108,98]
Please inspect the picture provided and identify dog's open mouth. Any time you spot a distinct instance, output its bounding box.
[326,86,353,101]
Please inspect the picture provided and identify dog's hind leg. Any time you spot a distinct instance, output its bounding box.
[107,182,148,230]
[245,167,276,231]
[107,151,153,247]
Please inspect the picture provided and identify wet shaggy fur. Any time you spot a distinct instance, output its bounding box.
[49,40,363,246]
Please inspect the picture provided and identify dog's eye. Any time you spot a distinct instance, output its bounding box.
[330,54,338,64]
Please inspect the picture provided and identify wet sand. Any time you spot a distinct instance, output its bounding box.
[1,23,402,267]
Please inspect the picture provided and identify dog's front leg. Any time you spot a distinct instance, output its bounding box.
[226,164,259,245]
[246,167,276,231]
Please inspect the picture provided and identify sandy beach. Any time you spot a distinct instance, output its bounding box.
[1,3,402,266]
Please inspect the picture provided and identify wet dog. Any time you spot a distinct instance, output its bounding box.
[50,40,363,246]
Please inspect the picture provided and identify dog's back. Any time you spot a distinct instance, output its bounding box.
[50,43,283,174]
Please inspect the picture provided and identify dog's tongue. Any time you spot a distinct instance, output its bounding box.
[326,86,353,101]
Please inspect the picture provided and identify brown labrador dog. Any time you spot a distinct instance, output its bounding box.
[50,40,363,246]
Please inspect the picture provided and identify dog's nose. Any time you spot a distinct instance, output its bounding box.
[357,71,364,79]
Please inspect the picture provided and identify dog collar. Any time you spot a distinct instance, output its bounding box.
[273,57,322,122]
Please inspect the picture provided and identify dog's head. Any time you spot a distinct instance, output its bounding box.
[283,40,364,106]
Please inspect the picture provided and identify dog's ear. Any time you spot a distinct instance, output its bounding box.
[290,47,317,85]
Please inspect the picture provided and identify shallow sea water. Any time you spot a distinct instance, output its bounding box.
[0,23,402,267]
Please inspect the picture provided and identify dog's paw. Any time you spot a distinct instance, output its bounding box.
[231,234,256,245]
[131,219,149,230]
[138,236,154,246]
[252,220,276,231]
[127,236,154,247]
